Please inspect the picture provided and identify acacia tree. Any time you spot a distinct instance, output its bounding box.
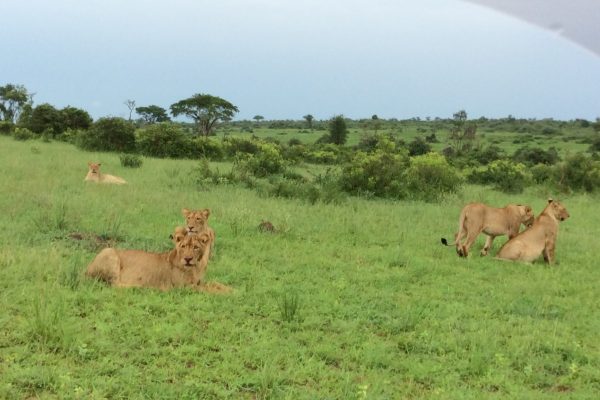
[253,115,264,125]
[170,93,238,136]
[449,109,477,154]
[124,99,136,121]
[0,84,32,123]
[135,105,171,124]
[303,114,314,131]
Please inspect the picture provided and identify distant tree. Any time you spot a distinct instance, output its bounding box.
[449,110,477,154]
[28,103,63,134]
[0,84,32,123]
[329,115,348,145]
[593,118,600,133]
[371,114,382,134]
[135,105,170,124]
[170,93,238,137]
[303,114,314,131]
[124,99,136,121]
[61,106,93,130]
[253,115,264,125]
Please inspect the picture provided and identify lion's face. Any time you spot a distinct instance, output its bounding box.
[548,199,570,222]
[174,234,210,268]
[88,162,101,175]
[518,205,535,227]
[182,208,210,234]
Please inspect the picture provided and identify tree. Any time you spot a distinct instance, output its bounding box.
[124,99,136,121]
[61,106,93,130]
[170,93,238,137]
[371,114,382,134]
[329,115,348,145]
[448,109,477,154]
[303,114,314,131]
[0,84,32,123]
[135,105,170,124]
[253,115,264,125]
[28,103,63,134]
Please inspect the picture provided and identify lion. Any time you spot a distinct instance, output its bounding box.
[441,203,535,257]
[182,207,216,257]
[84,162,127,184]
[495,199,569,264]
[85,233,227,291]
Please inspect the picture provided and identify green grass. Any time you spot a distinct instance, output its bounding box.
[1,135,600,398]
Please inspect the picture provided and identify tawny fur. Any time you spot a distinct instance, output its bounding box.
[496,199,569,264]
[444,203,535,257]
[84,162,127,184]
[182,208,216,259]
[86,234,220,290]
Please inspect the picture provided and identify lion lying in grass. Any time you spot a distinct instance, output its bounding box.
[84,162,127,184]
[442,203,534,257]
[496,199,569,264]
[86,233,230,292]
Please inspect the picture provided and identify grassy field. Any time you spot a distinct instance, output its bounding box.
[1,135,599,399]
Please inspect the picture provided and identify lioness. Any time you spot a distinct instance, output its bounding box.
[496,199,569,264]
[84,162,127,184]
[442,203,534,257]
[86,233,219,290]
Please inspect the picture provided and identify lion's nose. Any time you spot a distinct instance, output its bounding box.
[184,257,193,264]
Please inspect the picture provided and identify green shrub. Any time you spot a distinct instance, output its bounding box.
[530,163,554,184]
[407,137,431,156]
[78,117,136,152]
[119,154,143,168]
[468,160,532,193]
[12,127,35,141]
[340,138,409,198]
[513,146,560,165]
[222,136,261,157]
[0,121,14,135]
[136,123,191,158]
[556,153,600,193]
[403,152,464,201]
[192,138,225,160]
[235,142,286,177]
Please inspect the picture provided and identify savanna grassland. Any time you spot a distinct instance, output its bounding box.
[1,134,600,399]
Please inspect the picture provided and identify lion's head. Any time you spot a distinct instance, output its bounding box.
[182,208,211,234]
[87,162,101,175]
[517,204,535,227]
[174,233,211,269]
[547,199,570,222]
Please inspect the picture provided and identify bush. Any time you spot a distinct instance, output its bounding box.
[78,117,136,152]
[222,136,261,157]
[340,138,409,198]
[556,153,600,193]
[120,154,143,168]
[0,121,14,135]
[471,145,505,165]
[136,123,191,158]
[513,146,560,165]
[530,163,554,184]
[12,127,35,141]
[192,138,225,161]
[235,142,286,177]
[403,152,463,201]
[468,160,532,193]
[407,137,431,156]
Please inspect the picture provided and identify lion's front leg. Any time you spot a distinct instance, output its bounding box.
[543,237,556,264]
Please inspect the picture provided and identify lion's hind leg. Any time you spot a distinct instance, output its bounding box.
[86,248,122,285]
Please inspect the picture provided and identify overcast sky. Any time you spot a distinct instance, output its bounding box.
[1,0,599,121]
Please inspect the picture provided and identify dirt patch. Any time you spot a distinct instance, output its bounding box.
[66,232,118,250]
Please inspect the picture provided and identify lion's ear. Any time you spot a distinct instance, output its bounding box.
[198,233,210,244]
[202,209,211,219]
[548,198,554,204]
[526,206,532,212]
[182,208,190,217]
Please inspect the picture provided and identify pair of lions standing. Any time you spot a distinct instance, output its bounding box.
[444,199,570,264]
[86,208,230,293]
